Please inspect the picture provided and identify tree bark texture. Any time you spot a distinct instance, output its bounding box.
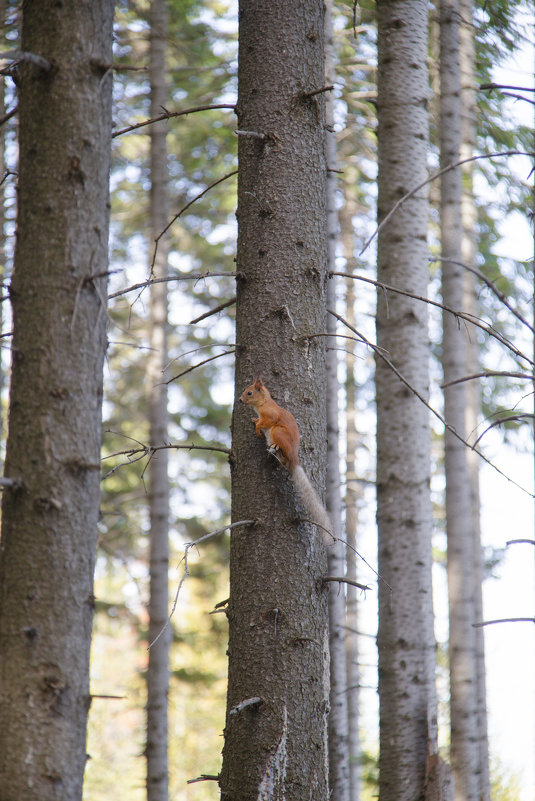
[220,2,330,800]
[0,2,113,800]
[146,1,170,799]
[340,197,362,801]
[439,5,480,801]
[459,4,490,797]
[325,3,350,799]
[375,3,439,801]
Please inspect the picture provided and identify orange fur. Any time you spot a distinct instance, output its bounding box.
[240,378,333,544]
[240,378,300,472]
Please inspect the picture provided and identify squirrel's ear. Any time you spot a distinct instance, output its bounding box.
[254,376,263,388]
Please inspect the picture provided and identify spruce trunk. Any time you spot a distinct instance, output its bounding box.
[220,2,330,799]
[0,2,113,799]
[376,3,439,800]
[146,1,170,799]
[440,4,481,800]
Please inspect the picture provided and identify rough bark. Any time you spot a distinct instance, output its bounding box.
[340,197,362,801]
[459,2,490,798]
[375,4,439,801]
[439,5,480,800]
[220,2,330,799]
[0,2,113,799]
[325,3,350,799]
[146,1,170,799]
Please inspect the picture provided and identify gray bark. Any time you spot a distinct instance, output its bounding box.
[220,2,330,799]
[341,197,362,801]
[146,1,170,800]
[375,3,439,800]
[0,2,113,799]
[439,5,480,801]
[325,3,350,799]
[459,3,490,798]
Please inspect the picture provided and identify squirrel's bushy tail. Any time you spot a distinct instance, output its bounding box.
[291,465,334,545]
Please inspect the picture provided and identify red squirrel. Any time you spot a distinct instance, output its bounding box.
[240,378,333,543]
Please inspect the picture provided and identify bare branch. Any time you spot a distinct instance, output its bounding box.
[149,520,257,649]
[480,82,535,93]
[229,697,263,715]
[360,151,535,256]
[0,50,52,71]
[442,371,533,388]
[187,775,220,785]
[323,576,371,592]
[164,350,235,385]
[473,617,535,628]
[108,271,240,301]
[472,413,535,448]
[234,129,268,140]
[189,297,236,324]
[112,102,236,138]
[0,107,17,126]
[328,309,535,499]
[331,271,534,367]
[101,442,231,480]
[506,539,535,547]
[431,256,534,334]
[150,169,238,273]
[302,84,335,98]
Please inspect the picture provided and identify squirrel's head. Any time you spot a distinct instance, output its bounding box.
[240,377,269,406]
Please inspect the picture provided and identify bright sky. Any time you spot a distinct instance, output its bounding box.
[483,19,535,799]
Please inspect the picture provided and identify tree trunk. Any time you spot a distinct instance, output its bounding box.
[439,5,480,800]
[375,3,440,800]
[146,1,170,800]
[0,3,113,799]
[340,196,362,801]
[220,2,330,799]
[0,0,6,443]
[459,4,490,798]
[325,3,350,799]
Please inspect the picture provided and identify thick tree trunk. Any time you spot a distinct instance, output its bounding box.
[146,1,170,800]
[375,4,439,800]
[439,5,480,800]
[0,3,113,799]
[220,2,330,799]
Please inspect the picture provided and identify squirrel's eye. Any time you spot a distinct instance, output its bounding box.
[247,391,252,396]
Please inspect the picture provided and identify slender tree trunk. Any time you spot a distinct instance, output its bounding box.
[220,2,330,799]
[375,4,440,800]
[146,1,170,799]
[439,5,480,801]
[459,4,490,798]
[325,3,350,799]
[340,196,362,801]
[0,3,113,799]
[0,0,6,444]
